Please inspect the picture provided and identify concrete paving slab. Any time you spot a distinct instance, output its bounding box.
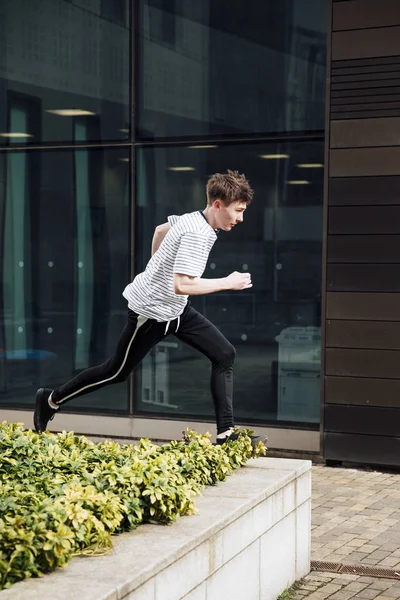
[285,464,400,599]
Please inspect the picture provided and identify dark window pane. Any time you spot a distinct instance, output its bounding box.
[137,0,327,140]
[0,147,131,413]
[134,141,323,425]
[101,0,127,26]
[0,0,130,145]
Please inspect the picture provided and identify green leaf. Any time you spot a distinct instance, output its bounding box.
[0,422,265,591]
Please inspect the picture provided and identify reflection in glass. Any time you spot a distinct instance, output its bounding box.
[0,147,130,413]
[135,141,323,425]
[74,123,93,370]
[3,108,30,354]
[0,0,130,144]
[137,0,327,139]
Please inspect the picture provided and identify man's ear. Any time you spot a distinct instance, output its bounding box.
[213,199,222,210]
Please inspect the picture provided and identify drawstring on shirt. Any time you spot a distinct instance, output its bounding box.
[164,315,180,336]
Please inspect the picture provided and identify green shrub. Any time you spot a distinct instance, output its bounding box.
[0,422,266,590]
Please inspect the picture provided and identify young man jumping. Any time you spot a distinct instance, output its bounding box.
[34,170,266,446]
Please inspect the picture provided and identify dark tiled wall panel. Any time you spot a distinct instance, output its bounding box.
[327,235,400,262]
[324,433,400,467]
[325,376,400,408]
[332,0,400,30]
[326,292,400,321]
[329,206,400,234]
[330,118,400,148]
[324,0,400,465]
[326,320,400,349]
[325,405,400,436]
[327,264,400,292]
[328,176,400,206]
[330,147,400,177]
[326,348,400,378]
[332,27,400,61]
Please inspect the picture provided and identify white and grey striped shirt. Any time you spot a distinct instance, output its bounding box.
[123,211,218,322]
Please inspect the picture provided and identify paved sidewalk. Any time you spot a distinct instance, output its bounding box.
[286,464,400,600]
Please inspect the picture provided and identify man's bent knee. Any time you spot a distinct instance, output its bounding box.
[213,343,236,368]
[109,370,130,384]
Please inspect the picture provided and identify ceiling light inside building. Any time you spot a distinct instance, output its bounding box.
[119,129,130,133]
[46,109,96,116]
[259,154,289,159]
[119,158,130,162]
[297,163,324,168]
[167,167,196,172]
[187,145,218,149]
[0,132,33,138]
[286,180,310,185]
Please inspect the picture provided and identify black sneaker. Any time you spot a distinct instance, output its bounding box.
[216,431,267,447]
[34,388,57,433]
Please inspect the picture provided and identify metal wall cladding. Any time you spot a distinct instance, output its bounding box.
[323,0,400,466]
[324,433,400,467]
[328,176,400,206]
[332,0,400,31]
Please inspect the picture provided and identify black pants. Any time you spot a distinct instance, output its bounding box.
[51,305,235,433]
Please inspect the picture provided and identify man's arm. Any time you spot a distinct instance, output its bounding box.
[174,272,252,295]
[151,222,171,255]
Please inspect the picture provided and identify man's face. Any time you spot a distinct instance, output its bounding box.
[215,200,247,231]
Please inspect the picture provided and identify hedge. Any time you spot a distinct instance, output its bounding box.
[0,422,266,590]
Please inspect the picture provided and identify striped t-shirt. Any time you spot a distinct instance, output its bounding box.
[123,211,218,322]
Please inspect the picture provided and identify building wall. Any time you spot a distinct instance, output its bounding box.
[0,0,327,451]
[323,0,400,466]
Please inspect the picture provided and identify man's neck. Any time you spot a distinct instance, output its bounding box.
[202,206,218,230]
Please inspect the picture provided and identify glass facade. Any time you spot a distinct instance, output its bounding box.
[0,0,130,144]
[137,0,327,139]
[0,146,131,412]
[0,0,327,430]
[135,141,323,424]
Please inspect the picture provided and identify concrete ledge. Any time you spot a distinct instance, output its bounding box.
[1,458,311,600]
[0,409,320,452]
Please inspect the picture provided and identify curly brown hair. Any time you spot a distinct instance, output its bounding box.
[206,170,254,206]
